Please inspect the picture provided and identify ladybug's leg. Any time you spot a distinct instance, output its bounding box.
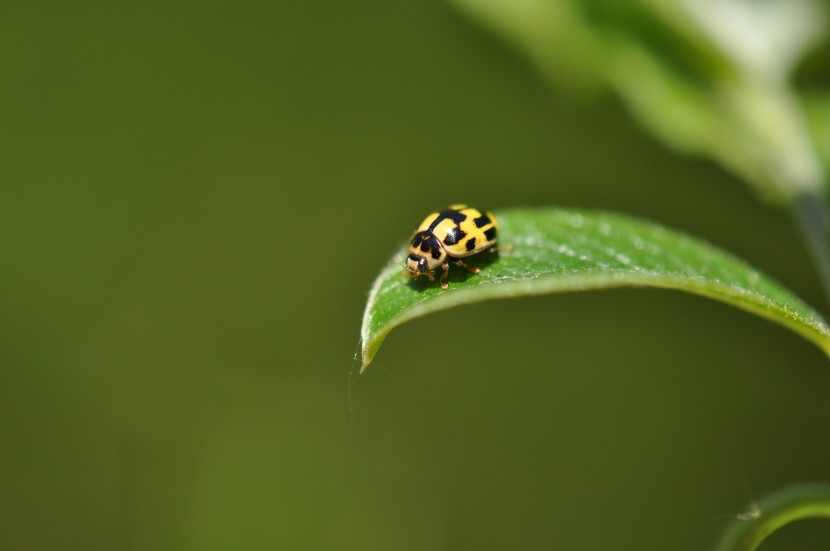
[488,245,514,253]
[452,258,480,274]
[404,270,434,282]
[440,261,451,290]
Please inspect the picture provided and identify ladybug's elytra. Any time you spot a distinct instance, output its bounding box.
[405,204,501,289]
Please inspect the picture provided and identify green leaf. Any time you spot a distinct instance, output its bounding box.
[449,0,829,202]
[714,483,830,551]
[360,208,830,371]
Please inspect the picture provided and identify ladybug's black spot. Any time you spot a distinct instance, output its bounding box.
[484,227,497,241]
[443,226,467,245]
[414,231,444,259]
[430,240,443,259]
[429,209,467,231]
[465,237,477,251]
[473,214,491,228]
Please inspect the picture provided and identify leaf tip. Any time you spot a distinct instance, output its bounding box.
[358,339,375,374]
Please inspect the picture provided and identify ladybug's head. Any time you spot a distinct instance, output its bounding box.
[405,253,429,275]
[405,231,446,278]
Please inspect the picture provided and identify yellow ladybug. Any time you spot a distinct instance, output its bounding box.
[405,204,500,289]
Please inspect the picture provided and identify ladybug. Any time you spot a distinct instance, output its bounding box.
[405,204,501,289]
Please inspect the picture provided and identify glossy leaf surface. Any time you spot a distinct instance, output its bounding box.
[361,208,830,371]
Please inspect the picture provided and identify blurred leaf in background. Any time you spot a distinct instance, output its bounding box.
[451,0,829,202]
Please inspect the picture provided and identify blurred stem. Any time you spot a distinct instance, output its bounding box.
[793,192,830,307]
[714,484,830,551]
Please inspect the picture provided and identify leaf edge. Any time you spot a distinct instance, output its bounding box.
[360,265,830,372]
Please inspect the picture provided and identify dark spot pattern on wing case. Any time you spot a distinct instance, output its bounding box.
[427,234,444,259]
[428,209,467,232]
[473,214,491,228]
[412,231,444,260]
[443,226,467,245]
[465,237,476,251]
[484,226,497,241]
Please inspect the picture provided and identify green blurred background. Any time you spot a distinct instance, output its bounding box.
[2,1,830,549]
